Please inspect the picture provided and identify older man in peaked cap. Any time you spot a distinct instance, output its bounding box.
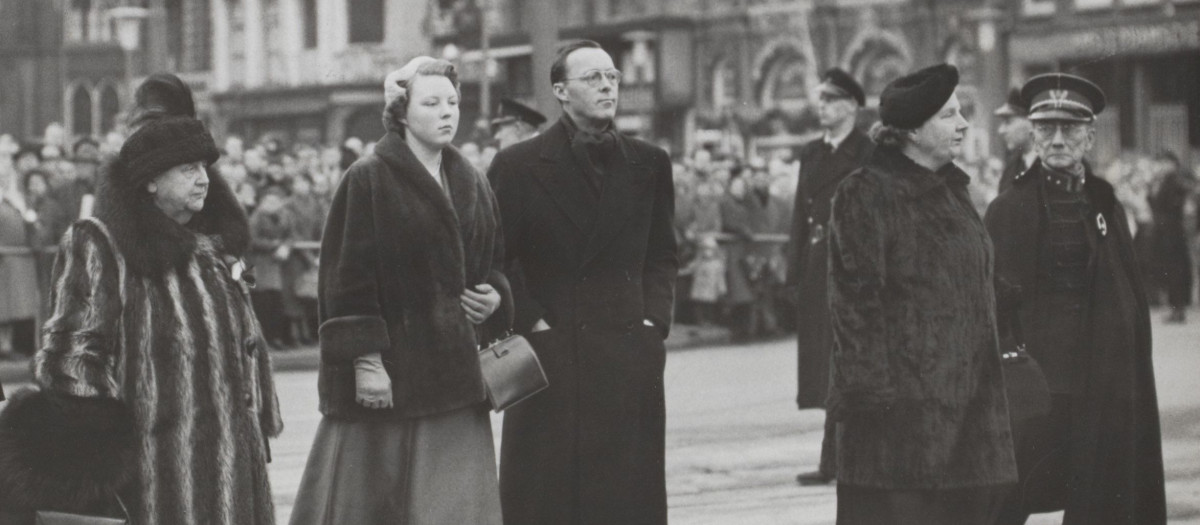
[985,73,1166,525]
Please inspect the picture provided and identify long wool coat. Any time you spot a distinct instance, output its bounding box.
[488,119,678,525]
[827,147,1017,489]
[316,131,509,420]
[985,162,1166,524]
[787,129,873,409]
[0,165,282,525]
[720,188,790,305]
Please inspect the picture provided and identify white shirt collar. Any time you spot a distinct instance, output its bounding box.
[825,127,854,151]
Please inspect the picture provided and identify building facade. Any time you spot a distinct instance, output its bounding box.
[207,0,432,145]
[1009,0,1200,167]
[436,0,1008,160]
[1,0,63,143]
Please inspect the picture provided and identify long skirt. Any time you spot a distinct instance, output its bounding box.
[836,483,1009,525]
[288,405,502,525]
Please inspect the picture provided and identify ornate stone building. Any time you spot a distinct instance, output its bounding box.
[1,0,63,142]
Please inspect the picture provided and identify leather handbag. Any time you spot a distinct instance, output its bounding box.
[1003,306,1052,423]
[478,333,548,412]
[1002,345,1051,422]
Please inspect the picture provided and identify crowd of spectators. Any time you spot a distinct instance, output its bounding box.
[1,121,1198,358]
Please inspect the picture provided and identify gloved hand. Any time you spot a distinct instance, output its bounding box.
[354,352,393,409]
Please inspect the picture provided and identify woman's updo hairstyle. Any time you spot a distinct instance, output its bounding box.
[868,121,910,149]
[382,57,461,135]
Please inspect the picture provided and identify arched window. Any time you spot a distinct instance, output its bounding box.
[759,50,808,111]
[72,86,94,137]
[98,83,121,133]
[845,38,910,98]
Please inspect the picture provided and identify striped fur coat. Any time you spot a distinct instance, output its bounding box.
[0,167,282,525]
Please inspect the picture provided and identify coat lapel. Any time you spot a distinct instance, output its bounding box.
[534,121,600,234]
[805,129,871,197]
[580,134,645,267]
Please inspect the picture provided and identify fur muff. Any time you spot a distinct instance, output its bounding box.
[0,388,136,512]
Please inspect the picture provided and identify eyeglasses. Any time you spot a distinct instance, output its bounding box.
[562,69,623,87]
[1032,122,1087,139]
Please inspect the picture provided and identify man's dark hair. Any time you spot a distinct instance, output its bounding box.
[550,40,604,85]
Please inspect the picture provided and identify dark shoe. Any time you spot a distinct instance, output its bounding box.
[795,471,835,486]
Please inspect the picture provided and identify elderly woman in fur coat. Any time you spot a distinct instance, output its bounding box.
[827,64,1017,525]
[287,57,510,524]
[0,74,282,525]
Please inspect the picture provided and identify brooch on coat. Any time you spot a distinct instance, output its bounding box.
[1095,213,1107,237]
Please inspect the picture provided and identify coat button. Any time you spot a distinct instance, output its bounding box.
[807,216,814,224]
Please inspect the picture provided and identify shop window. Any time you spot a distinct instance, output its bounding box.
[71,86,94,137]
[98,84,120,134]
[1074,0,1113,10]
[1022,0,1056,16]
[348,0,385,44]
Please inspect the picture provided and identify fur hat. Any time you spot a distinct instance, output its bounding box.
[879,64,960,129]
[129,73,197,129]
[115,116,219,191]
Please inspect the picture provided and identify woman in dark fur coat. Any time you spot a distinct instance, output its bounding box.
[827,64,1017,524]
[288,57,510,524]
[0,73,282,524]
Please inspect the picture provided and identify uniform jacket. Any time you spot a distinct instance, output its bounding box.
[0,165,281,525]
[488,118,678,525]
[786,129,873,409]
[985,161,1166,524]
[827,146,1017,489]
[316,131,510,420]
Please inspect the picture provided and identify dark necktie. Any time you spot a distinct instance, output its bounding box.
[572,129,617,194]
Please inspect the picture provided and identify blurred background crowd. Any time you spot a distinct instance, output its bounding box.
[2,119,1198,359]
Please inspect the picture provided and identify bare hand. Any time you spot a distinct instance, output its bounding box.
[461,284,501,325]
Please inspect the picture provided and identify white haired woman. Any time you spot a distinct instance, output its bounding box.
[0,73,281,524]
[288,57,510,524]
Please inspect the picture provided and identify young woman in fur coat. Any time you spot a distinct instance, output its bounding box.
[288,57,510,524]
[827,64,1017,524]
[0,74,282,525]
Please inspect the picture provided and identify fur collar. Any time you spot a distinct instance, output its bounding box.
[866,146,971,198]
[92,160,250,277]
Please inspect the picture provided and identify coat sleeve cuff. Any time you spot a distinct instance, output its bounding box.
[319,315,391,362]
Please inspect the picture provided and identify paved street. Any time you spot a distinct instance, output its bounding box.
[265,308,1200,524]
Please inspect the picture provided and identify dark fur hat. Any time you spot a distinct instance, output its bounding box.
[129,73,197,129]
[880,63,959,129]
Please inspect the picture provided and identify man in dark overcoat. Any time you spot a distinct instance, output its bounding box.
[787,68,873,486]
[986,73,1166,525]
[488,40,677,525]
[994,87,1036,195]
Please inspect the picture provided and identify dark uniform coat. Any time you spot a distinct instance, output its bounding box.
[787,129,873,409]
[1149,170,1194,308]
[488,119,678,525]
[985,162,1166,524]
[828,147,1017,489]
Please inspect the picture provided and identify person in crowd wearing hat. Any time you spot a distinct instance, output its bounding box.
[288,56,510,525]
[492,97,548,150]
[12,144,41,177]
[488,39,678,524]
[0,164,40,362]
[986,73,1165,525]
[995,87,1036,194]
[0,73,281,524]
[827,63,1017,524]
[787,67,874,487]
